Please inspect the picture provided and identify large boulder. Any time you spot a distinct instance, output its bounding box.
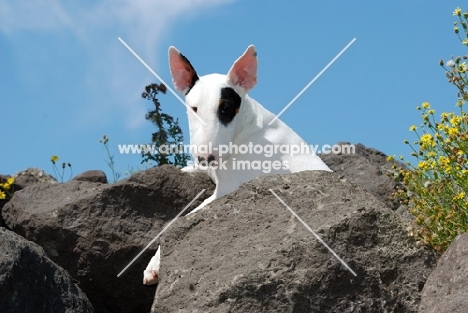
[1,170,55,227]
[2,165,215,313]
[418,232,468,313]
[152,171,436,312]
[321,143,405,210]
[0,227,94,313]
[72,170,108,184]
[13,167,57,189]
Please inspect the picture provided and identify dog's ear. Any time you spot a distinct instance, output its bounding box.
[227,45,257,93]
[168,46,199,95]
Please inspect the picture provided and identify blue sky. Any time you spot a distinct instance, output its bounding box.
[1,0,466,181]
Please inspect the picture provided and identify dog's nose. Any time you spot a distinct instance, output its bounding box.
[198,155,216,164]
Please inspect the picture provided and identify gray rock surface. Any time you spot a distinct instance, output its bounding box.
[72,170,108,184]
[152,171,436,313]
[418,232,468,313]
[13,167,57,189]
[321,142,405,210]
[2,165,215,313]
[0,227,94,313]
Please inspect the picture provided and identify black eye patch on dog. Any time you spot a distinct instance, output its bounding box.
[218,87,241,126]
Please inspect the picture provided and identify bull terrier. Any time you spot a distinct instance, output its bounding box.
[143,45,331,285]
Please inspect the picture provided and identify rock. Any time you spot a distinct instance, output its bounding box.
[321,143,405,210]
[0,227,94,313]
[418,233,468,313]
[2,165,215,313]
[13,167,57,189]
[72,170,108,184]
[152,171,436,312]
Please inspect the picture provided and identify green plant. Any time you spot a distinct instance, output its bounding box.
[388,7,468,252]
[0,177,15,200]
[50,155,73,183]
[99,134,121,183]
[141,83,191,167]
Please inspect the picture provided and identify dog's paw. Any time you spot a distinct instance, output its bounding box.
[143,268,159,285]
[181,164,205,173]
[143,248,161,285]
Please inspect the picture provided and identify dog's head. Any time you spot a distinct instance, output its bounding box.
[169,45,258,165]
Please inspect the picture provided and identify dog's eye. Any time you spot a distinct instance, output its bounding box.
[191,107,198,113]
[217,89,241,126]
[219,101,234,116]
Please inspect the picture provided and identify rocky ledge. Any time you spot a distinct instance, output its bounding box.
[2,143,466,312]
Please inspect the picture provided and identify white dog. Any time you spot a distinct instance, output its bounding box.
[143,45,331,285]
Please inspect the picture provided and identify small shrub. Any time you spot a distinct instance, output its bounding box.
[388,7,468,252]
[141,83,191,167]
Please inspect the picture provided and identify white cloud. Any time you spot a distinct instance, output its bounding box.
[0,0,235,130]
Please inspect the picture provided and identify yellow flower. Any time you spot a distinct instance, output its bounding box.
[459,62,467,72]
[0,177,14,190]
[51,155,59,164]
[438,156,450,166]
[453,192,465,201]
[454,7,462,16]
[420,133,436,149]
[418,161,429,171]
[422,102,430,109]
[428,109,435,115]
[448,127,459,136]
[420,133,433,142]
[386,155,394,162]
[0,190,6,199]
[463,38,468,46]
[409,125,417,131]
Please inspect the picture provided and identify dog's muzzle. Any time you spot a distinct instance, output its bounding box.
[197,154,216,164]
